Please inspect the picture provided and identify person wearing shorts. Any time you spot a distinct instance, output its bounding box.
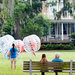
[9,44,18,70]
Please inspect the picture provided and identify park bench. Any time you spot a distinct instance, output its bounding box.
[23,60,75,75]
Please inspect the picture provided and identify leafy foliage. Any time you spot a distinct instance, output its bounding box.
[71,32,75,45]
[0,17,4,36]
[46,1,57,7]
[32,2,42,14]
[1,0,51,39]
[20,16,43,37]
[64,1,72,14]
[20,14,51,38]
[14,2,27,19]
[14,1,51,38]
[0,7,9,36]
[0,0,2,3]
[41,44,73,50]
[14,1,42,19]
[3,16,15,35]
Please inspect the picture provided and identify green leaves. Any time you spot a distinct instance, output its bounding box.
[3,16,15,34]
[0,0,2,3]
[71,32,75,45]
[46,1,57,7]
[32,2,42,14]
[20,14,51,38]
[71,33,75,39]
[20,17,44,37]
[14,2,26,18]
[2,0,51,39]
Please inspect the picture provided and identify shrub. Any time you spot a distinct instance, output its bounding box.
[64,45,72,50]
[71,32,75,45]
[41,44,46,50]
[40,43,73,50]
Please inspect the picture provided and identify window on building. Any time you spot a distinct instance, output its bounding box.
[71,23,75,33]
[51,23,55,37]
[60,23,62,34]
[63,23,67,34]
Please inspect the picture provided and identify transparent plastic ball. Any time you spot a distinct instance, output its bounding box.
[0,35,15,59]
[23,34,41,53]
[13,40,24,53]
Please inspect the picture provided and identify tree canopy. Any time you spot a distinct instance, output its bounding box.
[0,0,52,39]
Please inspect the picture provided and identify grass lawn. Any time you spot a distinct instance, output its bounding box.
[0,50,75,75]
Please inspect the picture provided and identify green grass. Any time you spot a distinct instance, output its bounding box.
[0,50,75,75]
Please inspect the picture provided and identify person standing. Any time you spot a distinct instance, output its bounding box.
[9,43,18,70]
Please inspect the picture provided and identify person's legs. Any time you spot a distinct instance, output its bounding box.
[55,72,58,75]
[14,60,16,70]
[41,72,45,75]
[11,61,13,70]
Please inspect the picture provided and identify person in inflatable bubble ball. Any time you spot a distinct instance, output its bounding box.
[9,43,18,71]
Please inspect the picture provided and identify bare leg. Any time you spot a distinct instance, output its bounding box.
[14,61,16,70]
[11,61,13,70]
[41,72,45,75]
[32,52,36,56]
[55,72,58,75]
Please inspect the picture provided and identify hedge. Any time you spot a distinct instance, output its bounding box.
[40,43,74,50]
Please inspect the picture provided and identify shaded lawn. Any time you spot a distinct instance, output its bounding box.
[0,50,75,75]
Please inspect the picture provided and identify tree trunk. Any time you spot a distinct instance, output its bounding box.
[8,0,14,16]
[14,18,22,39]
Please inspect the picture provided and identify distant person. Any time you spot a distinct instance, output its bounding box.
[9,44,18,71]
[40,54,48,63]
[40,54,48,75]
[52,52,63,75]
[52,52,63,62]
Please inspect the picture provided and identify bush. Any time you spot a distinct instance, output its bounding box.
[40,43,73,50]
[55,44,64,50]
[71,32,75,45]
[64,45,72,50]
[71,33,75,38]
[46,44,54,50]
[41,44,46,50]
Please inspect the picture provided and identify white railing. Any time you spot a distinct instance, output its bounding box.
[41,35,71,42]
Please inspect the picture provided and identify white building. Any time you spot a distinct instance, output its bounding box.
[42,0,75,43]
